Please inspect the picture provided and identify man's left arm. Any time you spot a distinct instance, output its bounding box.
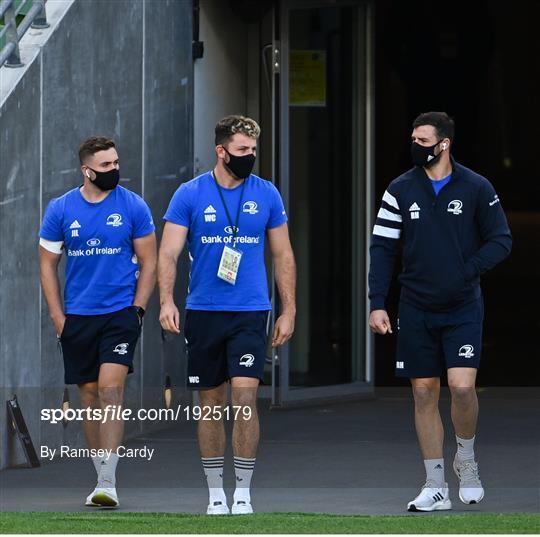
[464,182,512,280]
[267,223,296,347]
[133,232,158,311]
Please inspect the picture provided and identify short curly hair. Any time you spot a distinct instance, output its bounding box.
[78,136,116,164]
[215,115,261,146]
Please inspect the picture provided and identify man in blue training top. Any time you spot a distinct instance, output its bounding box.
[369,112,512,512]
[158,115,296,515]
[39,137,157,508]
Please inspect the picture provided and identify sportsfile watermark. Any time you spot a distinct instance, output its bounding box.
[40,404,252,424]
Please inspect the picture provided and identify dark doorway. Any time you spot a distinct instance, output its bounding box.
[373,0,540,386]
[287,5,357,387]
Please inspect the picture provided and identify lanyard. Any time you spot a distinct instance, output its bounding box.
[212,171,246,245]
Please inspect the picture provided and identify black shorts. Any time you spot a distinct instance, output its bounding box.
[184,310,268,389]
[395,298,484,378]
[60,306,142,384]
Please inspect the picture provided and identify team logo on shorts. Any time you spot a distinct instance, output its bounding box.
[239,354,255,367]
[447,200,463,215]
[113,343,129,355]
[106,213,123,227]
[458,344,474,358]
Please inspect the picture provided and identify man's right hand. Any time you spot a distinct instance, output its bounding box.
[369,309,393,335]
[159,301,181,334]
[53,314,66,338]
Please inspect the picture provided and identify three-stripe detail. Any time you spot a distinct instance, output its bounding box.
[234,456,256,470]
[373,189,402,239]
[202,456,224,469]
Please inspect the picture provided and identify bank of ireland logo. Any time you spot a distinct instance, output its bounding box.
[239,354,255,367]
[458,344,475,359]
[106,213,123,227]
[113,343,129,355]
[447,200,463,215]
[224,226,239,234]
[243,201,258,215]
[87,238,100,247]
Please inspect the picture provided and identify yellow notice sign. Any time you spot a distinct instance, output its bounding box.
[289,50,326,107]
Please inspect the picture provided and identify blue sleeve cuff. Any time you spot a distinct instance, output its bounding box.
[133,224,155,239]
[162,215,190,227]
[267,216,288,230]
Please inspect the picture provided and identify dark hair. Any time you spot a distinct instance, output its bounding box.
[215,115,261,146]
[78,136,116,164]
[412,112,455,142]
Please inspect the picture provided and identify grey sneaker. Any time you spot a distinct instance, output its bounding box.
[453,456,484,504]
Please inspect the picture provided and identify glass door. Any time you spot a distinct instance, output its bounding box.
[270,0,375,405]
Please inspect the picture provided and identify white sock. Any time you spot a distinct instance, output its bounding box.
[202,457,226,506]
[91,455,103,477]
[98,453,119,487]
[233,456,256,504]
[424,458,445,487]
[456,434,475,461]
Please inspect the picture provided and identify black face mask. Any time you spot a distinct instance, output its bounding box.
[87,167,120,191]
[223,148,256,180]
[411,140,444,168]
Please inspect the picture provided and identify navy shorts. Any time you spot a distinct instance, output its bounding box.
[184,310,268,389]
[395,298,484,378]
[60,306,142,384]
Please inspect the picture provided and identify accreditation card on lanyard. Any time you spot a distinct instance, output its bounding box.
[213,172,246,285]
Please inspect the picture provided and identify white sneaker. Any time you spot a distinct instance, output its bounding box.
[232,500,253,515]
[407,481,452,512]
[453,456,484,504]
[206,500,230,515]
[85,489,98,507]
[91,487,119,507]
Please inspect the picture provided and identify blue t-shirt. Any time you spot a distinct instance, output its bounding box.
[39,186,155,315]
[430,173,452,195]
[163,172,288,311]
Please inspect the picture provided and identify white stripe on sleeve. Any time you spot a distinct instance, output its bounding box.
[39,238,64,254]
[377,207,402,222]
[373,225,401,239]
[382,190,399,210]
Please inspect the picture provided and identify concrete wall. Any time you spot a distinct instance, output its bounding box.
[0,0,193,469]
[193,0,260,176]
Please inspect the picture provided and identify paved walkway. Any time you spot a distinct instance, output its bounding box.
[1,388,538,515]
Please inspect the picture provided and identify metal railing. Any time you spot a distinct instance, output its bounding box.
[0,0,49,68]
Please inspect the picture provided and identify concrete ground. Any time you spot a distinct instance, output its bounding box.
[1,388,538,515]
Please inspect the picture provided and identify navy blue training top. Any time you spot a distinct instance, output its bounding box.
[369,160,512,312]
